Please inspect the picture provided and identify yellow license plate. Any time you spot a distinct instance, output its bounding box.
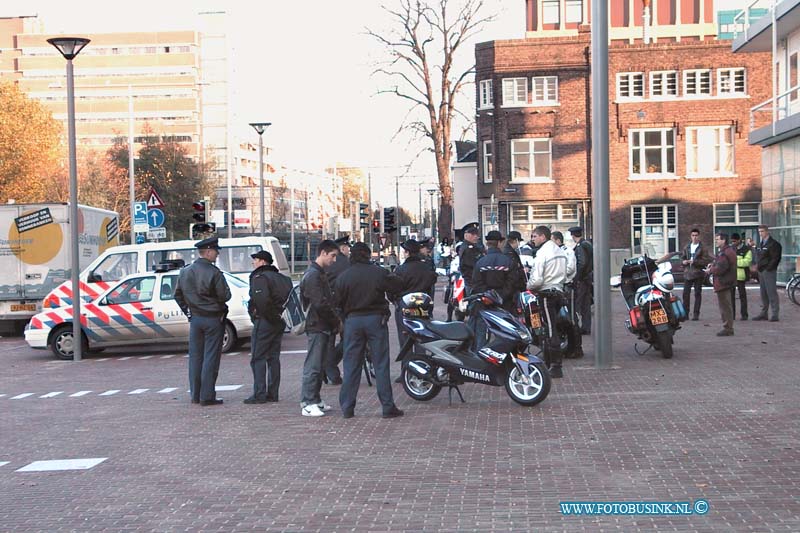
[649,308,668,325]
[11,304,37,312]
[530,313,542,329]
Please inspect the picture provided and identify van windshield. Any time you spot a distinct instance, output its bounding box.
[146,245,263,275]
[91,252,137,283]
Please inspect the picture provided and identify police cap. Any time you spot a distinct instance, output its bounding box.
[251,250,273,263]
[568,226,583,237]
[485,230,504,241]
[334,235,351,246]
[507,230,522,241]
[401,239,421,253]
[195,236,221,250]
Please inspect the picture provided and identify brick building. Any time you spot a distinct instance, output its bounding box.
[475,0,771,257]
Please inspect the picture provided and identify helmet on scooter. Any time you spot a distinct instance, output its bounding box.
[652,271,675,292]
[399,292,433,319]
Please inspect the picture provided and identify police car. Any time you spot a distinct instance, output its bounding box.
[25,261,253,360]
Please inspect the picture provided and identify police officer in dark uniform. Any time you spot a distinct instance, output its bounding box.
[335,242,405,419]
[419,238,436,272]
[570,226,593,335]
[174,236,231,406]
[458,224,483,294]
[244,250,293,404]
[503,230,528,303]
[473,231,518,312]
[321,235,351,385]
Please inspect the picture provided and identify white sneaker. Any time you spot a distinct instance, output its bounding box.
[301,403,325,417]
[317,401,332,412]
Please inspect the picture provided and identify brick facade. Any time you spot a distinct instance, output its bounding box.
[475,33,769,254]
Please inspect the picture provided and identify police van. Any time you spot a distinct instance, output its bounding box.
[41,236,288,310]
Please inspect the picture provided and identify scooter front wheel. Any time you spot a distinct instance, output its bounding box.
[402,360,442,401]
[505,362,551,406]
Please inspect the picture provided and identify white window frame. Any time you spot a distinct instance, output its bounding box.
[511,138,553,183]
[482,140,493,183]
[629,128,676,180]
[532,76,559,105]
[617,72,644,100]
[479,79,493,109]
[502,77,528,107]
[683,69,712,97]
[686,125,735,178]
[649,71,678,98]
[481,204,499,233]
[631,204,679,256]
[542,0,560,24]
[717,67,747,97]
[565,0,583,23]
[713,202,761,226]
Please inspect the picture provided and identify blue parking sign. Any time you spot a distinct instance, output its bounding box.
[133,202,148,225]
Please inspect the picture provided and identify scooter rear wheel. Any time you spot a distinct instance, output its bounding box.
[505,362,551,406]
[402,360,442,401]
[657,330,674,359]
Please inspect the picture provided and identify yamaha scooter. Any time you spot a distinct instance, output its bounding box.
[395,291,551,407]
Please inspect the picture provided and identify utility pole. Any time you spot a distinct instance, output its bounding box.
[368,172,373,252]
[418,186,423,237]
[395,175,401,252]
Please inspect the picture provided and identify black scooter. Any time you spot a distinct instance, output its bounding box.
[395,291,551,407]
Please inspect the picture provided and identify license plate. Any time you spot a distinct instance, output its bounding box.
[649,308,668,325]
[10,304,37,312]
[530,313,542,329]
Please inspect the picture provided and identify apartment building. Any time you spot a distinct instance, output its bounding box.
[732,0,800,281]
[475,0,770,258]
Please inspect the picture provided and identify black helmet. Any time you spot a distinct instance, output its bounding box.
[399,292,433,319]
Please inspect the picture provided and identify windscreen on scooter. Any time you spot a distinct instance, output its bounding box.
[620,255,658,308]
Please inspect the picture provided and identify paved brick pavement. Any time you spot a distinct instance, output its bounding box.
[1,286,798,531]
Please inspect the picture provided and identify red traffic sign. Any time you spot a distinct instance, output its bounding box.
[147,187,165,208]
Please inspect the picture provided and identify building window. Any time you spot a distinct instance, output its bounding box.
[566,0,583,23]
[511,138,552,182]
[630,129,675,178]
[631,204,678,256]
[713,203,761,225]
[650,71,678,98]
[482,140,493,183]
[617,72,644,99]
[532,76,558,105]
[717,68,746,96]
[542,0,560,24]
[479,79,493,109]
[683,69,712,96]
[790,53,798,102]
[510,202,580,237]
[502,77,528,106]
[686,126,734,177]
[482,204,499,233]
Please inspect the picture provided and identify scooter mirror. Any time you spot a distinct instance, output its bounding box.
[610,275,622,287]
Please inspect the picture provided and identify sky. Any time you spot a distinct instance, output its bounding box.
[4,0,523,203]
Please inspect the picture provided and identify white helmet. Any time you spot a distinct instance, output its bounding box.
[652,271,675,292]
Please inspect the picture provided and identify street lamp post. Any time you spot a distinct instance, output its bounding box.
[427,188,437,241]
[48,36,90,362]
[249,122,271,236]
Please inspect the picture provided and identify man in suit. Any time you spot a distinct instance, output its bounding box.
[752,225,783,322]
[680,228,712,321]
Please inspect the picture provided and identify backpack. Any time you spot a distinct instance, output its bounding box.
[282,283,310,336]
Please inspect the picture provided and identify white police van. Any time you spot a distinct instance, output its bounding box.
[41,237,287,310]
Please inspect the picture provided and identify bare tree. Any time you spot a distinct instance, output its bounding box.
[367,0,493,239]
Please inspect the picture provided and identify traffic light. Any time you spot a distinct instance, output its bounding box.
[192,200,207,223]
[372,220,380,233]
[359,203,369,229]
[191,222,216,239]
[384,207,397,233]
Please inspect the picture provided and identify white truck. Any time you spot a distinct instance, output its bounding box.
[0,203,119,331]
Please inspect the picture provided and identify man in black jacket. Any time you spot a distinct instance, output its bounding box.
[298,240,340,417]
[679,228,712,321]
[174,237,231,406]
[753,225,783,322]
[322,235,351,384]
[570,227,593,335]
[459,225,483,293]
[335,242,405,419]
[503,230,528,299]
[473,230,518,312]
[245,250,293,404]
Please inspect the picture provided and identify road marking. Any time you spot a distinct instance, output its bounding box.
[95,358,110,362]
[0,394,6,398]
[10,393,34,400]
[16,458,107,472]
[160,355,175,359]
[157,387,178,393]
[39,392,63,398]
[99,390,120,396]
[69,391,92,397]
[183,355,189,358]
[0,461,9,467]
[139,356,154,360]
[128,388,149,395]
[215,385,242,391]
[281,350,307,354]
[119,357,132,361]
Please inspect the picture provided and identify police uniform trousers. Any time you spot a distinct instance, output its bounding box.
[250,318,283,401]
[188,314,225,402]
[339,314,396,415]
[574,279,593,334]
[564,283,583,357]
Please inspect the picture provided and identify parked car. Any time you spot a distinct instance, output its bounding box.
[655,251,712,287]
[25,263,252,360]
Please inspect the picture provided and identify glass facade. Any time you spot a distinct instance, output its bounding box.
[762,141,800,282]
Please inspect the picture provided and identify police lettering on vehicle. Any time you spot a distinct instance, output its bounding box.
[459,368,491,382]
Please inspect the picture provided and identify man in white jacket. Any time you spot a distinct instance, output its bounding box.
[526,226,568,378]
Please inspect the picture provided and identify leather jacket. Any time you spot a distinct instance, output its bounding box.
[394,255,437,299]
[175,257,231,317]
[473,247,518,311]
[249,264,292,325]
[300,262,339,333]
[334,260,403,318]
[680,241,711,281]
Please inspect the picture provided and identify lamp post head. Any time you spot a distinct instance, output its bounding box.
[250,122,272,135]
[47,37,90,60]
[427,188,438,196]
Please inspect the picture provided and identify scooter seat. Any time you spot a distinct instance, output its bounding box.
[426,320,472,341]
